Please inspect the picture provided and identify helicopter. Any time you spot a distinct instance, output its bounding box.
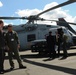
[0,0,76,50]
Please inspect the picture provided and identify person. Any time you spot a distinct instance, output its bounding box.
[55,31,59,52]
[62,31,68,58]
[46,31,56,58]
[0,20,6,74]
[57,28,63,57]
[5,24,26,70]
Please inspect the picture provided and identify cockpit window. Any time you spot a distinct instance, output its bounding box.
[46,25,51,27]
[27,34,36,42]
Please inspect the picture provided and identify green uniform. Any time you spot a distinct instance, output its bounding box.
[5,30,22,67]
[62,34,68,57]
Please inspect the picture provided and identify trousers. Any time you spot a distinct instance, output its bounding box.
[8,47,22,67]
[0,49,5,71]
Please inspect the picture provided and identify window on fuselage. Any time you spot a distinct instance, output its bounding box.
[27,34,36,42]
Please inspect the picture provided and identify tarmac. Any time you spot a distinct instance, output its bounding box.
[2,46,76,75]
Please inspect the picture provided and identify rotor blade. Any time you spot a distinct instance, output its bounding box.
[37,0,76,16]
[66,22,76,25]
[55,20,76,25]
[41,19,76,25]
[0,17,28,20]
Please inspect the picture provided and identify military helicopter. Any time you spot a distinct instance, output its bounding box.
[0,0,76,50]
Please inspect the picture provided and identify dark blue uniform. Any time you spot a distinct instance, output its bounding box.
[46,33,56,58]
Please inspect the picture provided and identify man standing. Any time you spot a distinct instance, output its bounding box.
[5,24,26,70]
[46,31,56,58]
[62,31,68,58]
[57,28,63,57]
[0,20,6,74]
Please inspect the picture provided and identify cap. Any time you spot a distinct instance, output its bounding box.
[8,24,12,27]
[49,31,52,34]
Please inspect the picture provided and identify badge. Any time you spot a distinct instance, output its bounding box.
[11,38,14,41]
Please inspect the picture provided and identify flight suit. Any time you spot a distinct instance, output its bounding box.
[0,31,6,72]
[62,34,68,57]
[5,31,23,68]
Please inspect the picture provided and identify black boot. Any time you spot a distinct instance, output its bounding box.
[19,64,27,69]
[10,66,14,70]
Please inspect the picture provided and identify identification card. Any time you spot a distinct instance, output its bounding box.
[11,38,14,41]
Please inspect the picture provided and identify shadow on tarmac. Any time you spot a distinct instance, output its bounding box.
[23,59,76,75]
[20,52,76,58]
[4,48,76,74]
[4,52,76,60]
[4,68,20,73]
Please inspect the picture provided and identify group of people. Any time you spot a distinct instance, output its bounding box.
[46,28,68,59]
[0,20,26,74]
[0,19,69,74]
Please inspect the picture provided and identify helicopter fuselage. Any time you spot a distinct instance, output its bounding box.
[12,24,74,50]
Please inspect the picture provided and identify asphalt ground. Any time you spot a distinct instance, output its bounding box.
[3,46,76,75]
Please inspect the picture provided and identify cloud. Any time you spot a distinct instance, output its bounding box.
[43,2,58,10]
[15,2,76,26]
[15,9,41,17]
[73,16,76,23]
[4,22,13,26]
[0,1,3,7]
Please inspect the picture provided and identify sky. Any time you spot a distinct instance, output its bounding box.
[0,0,76,29]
